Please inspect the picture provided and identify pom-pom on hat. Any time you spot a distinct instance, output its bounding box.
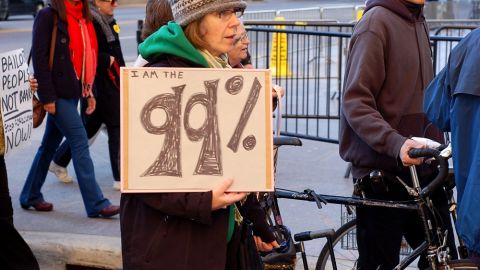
[168,0,247,27]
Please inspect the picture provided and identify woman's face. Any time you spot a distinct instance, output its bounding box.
[199,8,243,56]
[95,0,118,16]
[228,24,249,66]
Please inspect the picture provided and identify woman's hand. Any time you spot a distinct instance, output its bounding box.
[110,56,115,67]
[254,236,280,252]
[272,85,285,99]
[85,97,96,115]
[211,178,246,210]
[29,77,38,92]
[43,102,56,115]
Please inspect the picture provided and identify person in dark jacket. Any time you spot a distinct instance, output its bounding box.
[120,0,282,269]
[20,0,119,218]
[424,28,480,266]
[0,113,39,269]
[49,0,125,190]
[339,0,455,269]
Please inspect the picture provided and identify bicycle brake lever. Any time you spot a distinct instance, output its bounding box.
[304,189,327,209]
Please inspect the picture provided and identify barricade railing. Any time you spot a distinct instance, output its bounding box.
[242,9,277,21]
[245,26,468,143]
[247,28,351,144]
[242,5,366,22]
[135,20,472,143]
[244,20,354,33]
[431,35,463,74]
[431,26,474,73]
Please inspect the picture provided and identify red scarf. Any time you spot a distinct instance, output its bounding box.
[64,0,97,97]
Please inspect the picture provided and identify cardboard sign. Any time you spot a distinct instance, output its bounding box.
[0,49,32,155]
[121,67,274,192]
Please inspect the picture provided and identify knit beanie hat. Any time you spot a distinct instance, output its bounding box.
[168,0,247,27]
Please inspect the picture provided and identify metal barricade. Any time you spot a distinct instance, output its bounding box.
[245,21,354,33]
[277,7,322,21]
[431,35,463,74]
[242,9,277,21]
[245,25,468,143]
[135,19,472,143]
[247,27,351,144]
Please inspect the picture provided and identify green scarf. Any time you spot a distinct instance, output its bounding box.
[138,21,208,67]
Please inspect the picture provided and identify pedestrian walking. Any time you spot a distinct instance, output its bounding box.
[49,0,125,191]
[20,0,119,218]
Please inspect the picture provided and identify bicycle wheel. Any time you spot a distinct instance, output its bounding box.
[315,219,415,270]
[316,219,358,270]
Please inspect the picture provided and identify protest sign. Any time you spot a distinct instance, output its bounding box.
[0,49,32,155]
[121,67,273,192]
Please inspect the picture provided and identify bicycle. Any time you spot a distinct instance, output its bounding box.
[265,140,478,270]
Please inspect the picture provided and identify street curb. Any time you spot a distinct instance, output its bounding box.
[20,231,122,270]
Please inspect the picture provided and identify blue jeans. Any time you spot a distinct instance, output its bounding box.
[20,98,110,217]
[53,100,120,182]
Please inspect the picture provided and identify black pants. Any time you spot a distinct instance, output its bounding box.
[355,174,457,270]
[0,156,39,270]
[53,105,120,182]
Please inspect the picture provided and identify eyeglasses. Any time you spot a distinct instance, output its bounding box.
[217,7,244,21]
[234,31,249,44]
[99,0,118,5]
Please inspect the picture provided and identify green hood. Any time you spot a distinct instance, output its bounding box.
[138,21,209,68]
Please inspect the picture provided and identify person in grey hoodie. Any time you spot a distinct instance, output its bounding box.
[339,0,456,269]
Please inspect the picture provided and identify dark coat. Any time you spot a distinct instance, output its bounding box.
[120,54,229,270]
[91,18,125,126]
[32,7,83,104]
[120,54,274,270]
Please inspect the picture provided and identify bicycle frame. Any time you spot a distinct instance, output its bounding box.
[273,146,466,270]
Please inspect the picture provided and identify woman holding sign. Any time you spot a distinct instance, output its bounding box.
[120,0,278,269]
[20,0,119,218]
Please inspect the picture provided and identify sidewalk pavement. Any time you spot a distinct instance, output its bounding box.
[8,124,122,269]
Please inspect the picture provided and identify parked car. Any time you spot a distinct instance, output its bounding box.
[0,0,45,21]
[0,0,8,21]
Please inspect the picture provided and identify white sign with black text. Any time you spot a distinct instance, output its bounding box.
[121,67,274,192]
[0,49,32,155]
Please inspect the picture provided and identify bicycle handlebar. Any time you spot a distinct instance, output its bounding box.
[273,136,303,147]
[407,147,449,198]
[407,147,440,159]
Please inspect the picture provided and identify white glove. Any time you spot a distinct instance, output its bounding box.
[411,137,442,149]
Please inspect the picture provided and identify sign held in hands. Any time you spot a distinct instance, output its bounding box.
[0,49,32,155]
[121,67,274,192]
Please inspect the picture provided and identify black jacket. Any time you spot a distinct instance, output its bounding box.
[91,18,125,126]
[32,7,83,104]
